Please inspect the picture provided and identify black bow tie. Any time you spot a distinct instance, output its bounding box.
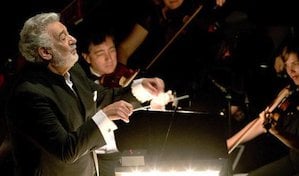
[89,74,101,82]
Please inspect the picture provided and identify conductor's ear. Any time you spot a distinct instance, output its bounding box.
[38,47,52,60]
[82,53,91,64]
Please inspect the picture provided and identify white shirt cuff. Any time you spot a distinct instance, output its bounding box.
[92,110,118,153]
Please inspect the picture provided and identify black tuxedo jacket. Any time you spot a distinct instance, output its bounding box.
[7,62,140,176]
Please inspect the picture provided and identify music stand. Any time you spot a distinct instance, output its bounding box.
[115,110,230,175]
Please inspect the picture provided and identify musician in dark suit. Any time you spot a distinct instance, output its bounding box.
[78,26,136,88]
[6,12,167,176]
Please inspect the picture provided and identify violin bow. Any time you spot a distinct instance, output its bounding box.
[121,3,204,87]
[145,4,204,70]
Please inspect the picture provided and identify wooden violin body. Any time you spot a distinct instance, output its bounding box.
[100,63,139,88]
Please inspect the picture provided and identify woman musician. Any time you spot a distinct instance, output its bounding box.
[227,37,299,176]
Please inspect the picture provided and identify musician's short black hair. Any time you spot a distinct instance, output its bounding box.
[77,26,116,54]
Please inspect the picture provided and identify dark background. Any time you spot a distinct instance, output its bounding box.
[0,0,298,175]
[0,0,297,62]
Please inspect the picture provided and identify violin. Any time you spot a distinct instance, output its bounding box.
[100,63,139,88]
[228,84,297,154]
[263,85,299,130]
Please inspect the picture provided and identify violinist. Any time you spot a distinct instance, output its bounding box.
[78,26,174,105]
[78,27,137,88]
[227,37,299,176]
[117,0,227,99]
[117,0,226,65]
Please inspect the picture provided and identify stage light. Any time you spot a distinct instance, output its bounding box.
[115,159,225,176]
[115,168,220,176]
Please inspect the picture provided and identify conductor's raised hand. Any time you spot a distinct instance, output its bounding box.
[142,77,165,96]
[102,100,134,123]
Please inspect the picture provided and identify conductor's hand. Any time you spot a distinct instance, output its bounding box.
[102,100,133,123]
[141,77,165,96]
[150,90,174,110]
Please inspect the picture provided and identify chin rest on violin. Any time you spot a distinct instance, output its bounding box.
[101,63,139,88]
